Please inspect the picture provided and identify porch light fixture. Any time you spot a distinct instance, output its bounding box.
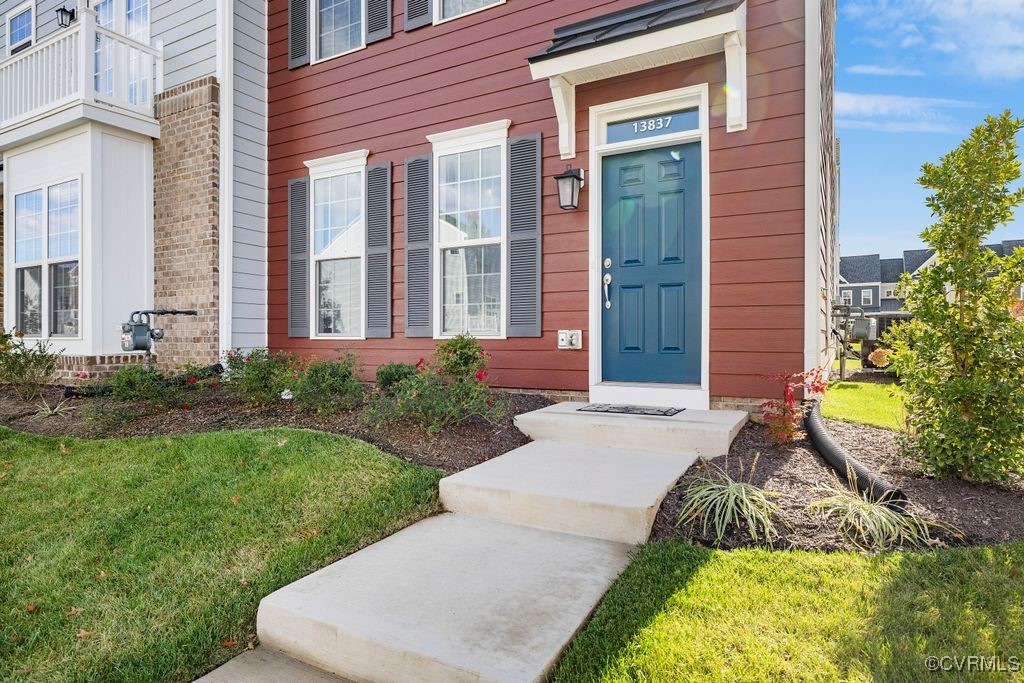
[56,5,76,27]
[554,165,584,210]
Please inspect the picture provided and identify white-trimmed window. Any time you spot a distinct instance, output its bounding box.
[840,290,852,306]
[94,0,151,104]
[861,289,873,306]
[436,0,503,23]
[305,150,368,339]
[13,179,81,338]
[883,287,895,298]
[315,0,364,61]
[6,1,34,55]
[428,120,509,338]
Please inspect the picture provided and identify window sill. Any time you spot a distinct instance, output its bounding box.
[309,42,366,67]
[310,335,366,341]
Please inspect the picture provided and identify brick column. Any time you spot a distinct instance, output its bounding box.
[152,76,221,370]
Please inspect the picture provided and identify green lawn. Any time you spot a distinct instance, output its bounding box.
[832,342,863,371]
[0,428,442,681]
[556,541,1024,683]
[821,381,906,431]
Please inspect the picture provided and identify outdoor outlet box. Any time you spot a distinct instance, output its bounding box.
[557,329,582,350]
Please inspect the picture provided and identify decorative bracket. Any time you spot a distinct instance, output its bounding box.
[549,75,576,160]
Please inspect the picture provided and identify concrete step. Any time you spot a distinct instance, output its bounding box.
[196,648,350,682]
[514,402,748,458]
[440,440,696,544]
[257,514,630,683]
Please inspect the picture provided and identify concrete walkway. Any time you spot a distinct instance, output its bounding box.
[198,403,746,683]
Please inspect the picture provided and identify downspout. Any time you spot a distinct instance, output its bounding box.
[216,0,234,355]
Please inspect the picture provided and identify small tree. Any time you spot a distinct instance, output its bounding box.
[887,110,1024,482]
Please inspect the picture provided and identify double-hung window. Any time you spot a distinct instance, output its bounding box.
[437,0,503,23]
[6,2,33,55]
[13,179,82,338]
[861,289,873,306]
[429,121,509,338]
[306,151,368,338]
[840,290,852,306]
[316,0,363,61]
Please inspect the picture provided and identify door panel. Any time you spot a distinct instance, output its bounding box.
[601,143,701,384]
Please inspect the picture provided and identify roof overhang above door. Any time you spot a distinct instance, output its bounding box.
[528,0,747,159]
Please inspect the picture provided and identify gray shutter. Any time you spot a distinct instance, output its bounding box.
[405,0,431,31]
[288,0,310,69]
[365,162,392,338]
[288,178,310,337]
[404,155,432,337]
[366,0,392,43]
[507,133,543,337]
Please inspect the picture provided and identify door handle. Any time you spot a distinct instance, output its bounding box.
[603,273,612,309]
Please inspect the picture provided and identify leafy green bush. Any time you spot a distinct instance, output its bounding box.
[293,355,363,413]
[375,362,417,395]
[886,111,1024,483]
[366,337,501,433]
[435,333,488,379]
[0,331,60,401]
[108,365,178,406]
[223,348,297,406]
[676,454,785,545]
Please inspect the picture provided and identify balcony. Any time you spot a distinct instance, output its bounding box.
[0,8,163,150]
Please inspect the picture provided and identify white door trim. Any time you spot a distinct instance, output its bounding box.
[587,84,711,409]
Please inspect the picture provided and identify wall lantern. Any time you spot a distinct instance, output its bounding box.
[554,166,585,210]
[56,5,76,27]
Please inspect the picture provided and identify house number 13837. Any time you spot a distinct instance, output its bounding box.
[632,116,673,133]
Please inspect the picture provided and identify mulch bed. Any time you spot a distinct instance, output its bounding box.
[652,419,1024,552]
[0,384,551,474]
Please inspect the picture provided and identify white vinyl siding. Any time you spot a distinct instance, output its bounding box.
[151,0,217,90]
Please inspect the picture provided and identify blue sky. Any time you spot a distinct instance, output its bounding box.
[836,0,1024,258]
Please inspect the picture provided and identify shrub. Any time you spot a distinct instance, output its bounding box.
[866,347,892,368]
[108,365,178,406]
[886,111,1024,483]
[224,348,297,406]
[0,331,60,401]
[759,367,828,443]
[435,333,488,379]
[676,454,785,545]
[808,474,962,550]
[376,362,417,395]
[293,356,363,413]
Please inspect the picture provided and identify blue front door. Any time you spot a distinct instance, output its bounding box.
[601,143,701,384]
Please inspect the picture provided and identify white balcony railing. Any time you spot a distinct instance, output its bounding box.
[0,8,163,132]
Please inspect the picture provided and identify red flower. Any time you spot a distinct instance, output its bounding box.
[77,372,89,380]
[244,357,252,364]
[415,357,426,369]
[182,402,191,410]
[187,376,198,385]
[475,370,488,381]
[487,399,494,408]
[289,403,296,412]
[209,380,219,389]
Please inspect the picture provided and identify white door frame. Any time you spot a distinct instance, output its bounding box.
[587,83,711,409]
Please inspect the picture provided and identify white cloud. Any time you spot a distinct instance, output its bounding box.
[847,64,925,77]
[835,92,977,134]
[842,0,1024,80]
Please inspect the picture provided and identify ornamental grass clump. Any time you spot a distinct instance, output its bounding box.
[808,472,962,551]
[676,453,785,545]
[886,111,1024,483]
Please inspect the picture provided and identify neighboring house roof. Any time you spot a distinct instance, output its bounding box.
[528,0,743,62]
[880,258,904,283]
[839,254,880,284]
[1002,239,1024,254]
[903,248,934,273]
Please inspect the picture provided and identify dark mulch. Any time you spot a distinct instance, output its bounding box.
[0,384,551,474]
[841,369,898,385]
[653,419,1024,552]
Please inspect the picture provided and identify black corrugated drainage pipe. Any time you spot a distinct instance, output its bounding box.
[804,400,908,512]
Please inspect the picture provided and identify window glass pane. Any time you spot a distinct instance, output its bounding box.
[50,262,80,337]
[48,180,80,259]
[441,0,499,19]
[442,245,501,336]
[14,190,43,263]
[317,258,361,335]
[313,171,363,257]
[9,7,31,47]
[318,0,361,59]
[438,145,502,242]
[15,267,42,336]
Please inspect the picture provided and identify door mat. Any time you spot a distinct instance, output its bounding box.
[576,404,684,417]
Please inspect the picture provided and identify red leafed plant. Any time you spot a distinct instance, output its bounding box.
[759,366,829,443]
[1013,300,1024,320]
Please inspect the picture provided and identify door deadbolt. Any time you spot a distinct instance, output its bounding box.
[603,257,612,269]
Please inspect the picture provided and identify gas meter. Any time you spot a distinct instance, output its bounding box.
[849,316,878,342]
[120,309,198,355]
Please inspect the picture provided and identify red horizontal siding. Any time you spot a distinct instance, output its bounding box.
[266,0,807,399]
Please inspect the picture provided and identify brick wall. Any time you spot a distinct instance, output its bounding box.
[152,76,221,371]
[55,354,150,383]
